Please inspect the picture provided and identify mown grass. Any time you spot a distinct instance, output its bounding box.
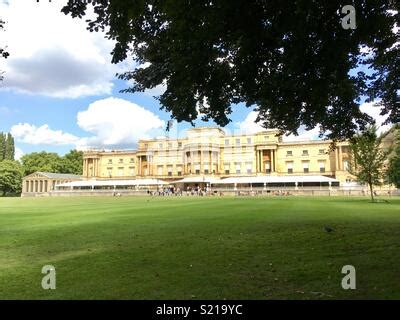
[0,196,399,299]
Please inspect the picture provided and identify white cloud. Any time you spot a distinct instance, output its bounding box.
[359,101,391,135]
[236,111,265,134]
[10,97,166,149]
[283,126,322,142]
[144,83,167,97]
[235,111,319,141]
[11,123,80,145]
[0,0,120,98]
[14,147,24,161]
[76,97,165,149]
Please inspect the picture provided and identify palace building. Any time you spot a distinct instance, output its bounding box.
[22,126,400,197]
[81,127,352,184]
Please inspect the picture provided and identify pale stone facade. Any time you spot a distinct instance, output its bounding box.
[22,172,82,197]
[82,127,354,184]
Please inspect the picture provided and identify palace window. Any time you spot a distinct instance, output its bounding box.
[129,167,135,176]
[117,167,124,176]
[303,161,309,173]
[225,139,230,146]
[108,159,113,164]
[319,149,325,155]
[168,143,172,149]
[178,142,182,148]
[167,165,173,176]
[119,158,123,164]
[195,163,200,175]
[157,165,163,176]
[204,163,209,174]
[319,161,326,173]
[246,162,252,174]
[264,135,269,140]
[286,161,293,174]
[247,138,251,144]
[235,138,241,146]
[235,162,241,174]
[107,167,113,177]
[224,163,230,174]
[302,150,309,156]
[286,150,293,156]
[130,158,134,163]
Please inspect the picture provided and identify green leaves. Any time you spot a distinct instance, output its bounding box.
[20,150,83,176]
[0,19,9,81]
[0,132,15,161]
[387,129,400,188]
[62,0,398,139]
[348,125,392,200]
[0,160,23,196]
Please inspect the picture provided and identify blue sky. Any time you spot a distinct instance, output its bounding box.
[0,0,264,159]
[0,0,391,160]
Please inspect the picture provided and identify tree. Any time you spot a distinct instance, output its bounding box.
[348,126,391,202]
[0,132,15,161]
[387,131,400,188]
[62,0,398,140]
[4,133,15,160]
[0,160,23,196]
[20,152,65,176]
[0,133,5,161]
[0,19,10,81]
[20,150,83,176]
[61,150,83,175]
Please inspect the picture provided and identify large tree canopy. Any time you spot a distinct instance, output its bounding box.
[62,0,399,140]
[20,150,83,176]
[62,149,84,175]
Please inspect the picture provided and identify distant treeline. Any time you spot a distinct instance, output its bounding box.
[0,132,83,196]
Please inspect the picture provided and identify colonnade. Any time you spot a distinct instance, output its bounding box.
[255,149,276,173]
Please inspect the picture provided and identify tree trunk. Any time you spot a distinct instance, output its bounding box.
[369,181,374,202]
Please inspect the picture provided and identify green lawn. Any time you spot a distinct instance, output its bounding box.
[0,196,399,299]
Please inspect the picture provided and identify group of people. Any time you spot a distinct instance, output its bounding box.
[147,186,217,197]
